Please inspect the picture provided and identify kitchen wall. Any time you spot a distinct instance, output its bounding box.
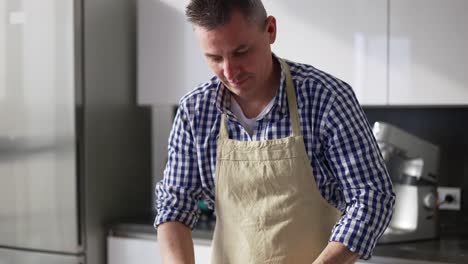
[364,107,468,237]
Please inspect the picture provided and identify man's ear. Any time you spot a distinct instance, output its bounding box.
[265,16,277,44]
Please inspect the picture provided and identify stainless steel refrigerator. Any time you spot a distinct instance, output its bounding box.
[0,0,151,263]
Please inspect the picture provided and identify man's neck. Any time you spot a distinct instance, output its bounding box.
[232,57,281,119]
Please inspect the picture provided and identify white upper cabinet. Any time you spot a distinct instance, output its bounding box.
[138,0,388,106]
[138,1,468,106]
[389,0,468,105]
[264,0,388,105]
[137,0,213,105]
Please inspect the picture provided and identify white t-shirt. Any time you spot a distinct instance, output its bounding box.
[230,95,275,136]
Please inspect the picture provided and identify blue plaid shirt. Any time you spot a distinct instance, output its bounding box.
[155,56,395,259]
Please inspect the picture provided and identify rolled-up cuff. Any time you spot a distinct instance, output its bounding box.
[330,218,378,260]
[154,208,200,230]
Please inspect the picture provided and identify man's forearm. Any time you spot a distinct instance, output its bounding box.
[157,222,195,264]
[313,241,360,264]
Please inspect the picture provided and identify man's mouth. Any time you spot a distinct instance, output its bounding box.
[228,77,249,87]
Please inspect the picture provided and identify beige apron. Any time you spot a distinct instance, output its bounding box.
[211,59,342,264]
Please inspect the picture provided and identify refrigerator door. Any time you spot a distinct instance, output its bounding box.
[0,248,83,264]
[0,0,81,253]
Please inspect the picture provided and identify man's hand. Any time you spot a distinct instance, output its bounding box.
[313,241,360,264]
[157,222,195,264]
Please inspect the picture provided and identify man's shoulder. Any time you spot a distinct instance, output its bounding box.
[286,59,355,99]
[178,76,219,110]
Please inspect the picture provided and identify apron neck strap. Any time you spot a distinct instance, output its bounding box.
[219,58,302,139]
[279,58,301,137]
[219,113,229,140]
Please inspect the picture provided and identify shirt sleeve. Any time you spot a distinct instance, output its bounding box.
[154,103,202,230]
[323,86,395,260]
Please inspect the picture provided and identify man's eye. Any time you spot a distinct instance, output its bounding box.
[209,56,223,62]
[235,49,248,56]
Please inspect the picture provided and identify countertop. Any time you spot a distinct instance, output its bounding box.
[108,222,468,264]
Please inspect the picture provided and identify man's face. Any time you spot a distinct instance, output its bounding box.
[193,11,277,98]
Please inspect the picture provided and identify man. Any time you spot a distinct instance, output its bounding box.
[155,0,395,263]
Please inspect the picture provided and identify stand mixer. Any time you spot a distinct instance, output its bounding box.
[372,122,440,243]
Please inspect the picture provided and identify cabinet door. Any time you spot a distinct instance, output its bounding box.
[107,236,211,264]
[194,242,211,263]
[263,0,388,105]
[389,0,468,105]
[137,0,213,105]
[107,237,162,264]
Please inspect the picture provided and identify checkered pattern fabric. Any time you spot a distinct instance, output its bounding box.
[155,56,395,259]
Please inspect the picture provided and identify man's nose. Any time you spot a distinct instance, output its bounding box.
[223,58,240,80]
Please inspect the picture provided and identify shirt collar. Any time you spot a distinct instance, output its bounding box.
[215,53,289,118]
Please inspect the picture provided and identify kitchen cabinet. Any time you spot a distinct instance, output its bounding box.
[108,237,161,264]
[137,0,213,105]
[138,0,468,106]
[388,0,468,105]
[138,0,388,106]
[106,223,466,263]
[107,236,211,264]
[107,236,450,264]
[255,0,389,106]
